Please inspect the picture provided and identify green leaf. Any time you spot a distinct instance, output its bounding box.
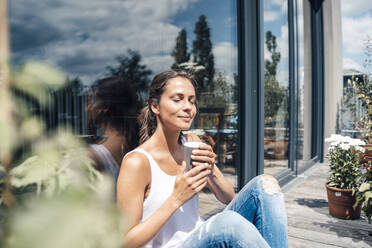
[364,191,372,207]
[12,62,66,106]
[10,156,58,189]
[359,183,370,192]
[20,118,45,141]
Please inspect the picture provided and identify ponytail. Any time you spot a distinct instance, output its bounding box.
[138,104,157,144]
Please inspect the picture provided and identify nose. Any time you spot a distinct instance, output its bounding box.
[182,100,194,110]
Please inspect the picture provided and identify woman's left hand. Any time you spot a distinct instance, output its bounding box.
[190,144,216,175]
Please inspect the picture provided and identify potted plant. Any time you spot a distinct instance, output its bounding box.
[351,72,372,223]
[325,134,365,219]
[350,73,372,161]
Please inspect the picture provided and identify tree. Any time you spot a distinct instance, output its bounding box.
[171,29,190,70]
[265,31,281,78]
[192,15,215,92]
[106,49,152,99]
[264,31,285,127]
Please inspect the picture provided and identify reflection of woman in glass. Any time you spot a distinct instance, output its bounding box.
[117,70,288,247]
[86,76,140,179]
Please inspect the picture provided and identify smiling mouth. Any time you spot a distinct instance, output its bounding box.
[179,116,192,121]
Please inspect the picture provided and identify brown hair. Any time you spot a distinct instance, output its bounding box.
[87,76,141,151]
[138,70,198,144]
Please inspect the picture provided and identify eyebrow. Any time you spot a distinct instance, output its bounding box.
[171,93,195,98]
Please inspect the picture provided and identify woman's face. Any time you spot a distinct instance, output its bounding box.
[152,76,197,131]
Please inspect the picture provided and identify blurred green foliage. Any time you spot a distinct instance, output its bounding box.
[0,61,124,247]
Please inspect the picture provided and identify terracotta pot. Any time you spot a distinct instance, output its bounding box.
[363,144,372,163]
[325,183,361,220]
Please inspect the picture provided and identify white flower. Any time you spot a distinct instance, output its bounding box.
[355,146,365,153]
[340,143,350,151]
[325,134,343,143]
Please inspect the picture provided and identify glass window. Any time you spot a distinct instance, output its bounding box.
[263,0,290,175]
[296,0,313,167]
[9,0,238,187]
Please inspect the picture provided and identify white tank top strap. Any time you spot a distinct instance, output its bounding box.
[125,148,152,162]
[89,144,119,178]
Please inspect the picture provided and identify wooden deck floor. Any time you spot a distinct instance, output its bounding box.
[198,163,372,248]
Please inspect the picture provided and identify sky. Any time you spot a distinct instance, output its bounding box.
[263,0,289,87]
[9,0,237,86]
[9,0,366,86]
[341,0,372,73]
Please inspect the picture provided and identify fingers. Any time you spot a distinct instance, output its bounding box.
[198,144,213,151]
[192,168,212,181]
[192,149,215,157]
[191,147,216,165]
[192,161,211,168]
[194,180,208,192]
[185,163,210,177]
[190,154,215,165]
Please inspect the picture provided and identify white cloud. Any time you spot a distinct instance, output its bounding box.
[277,24,289,73]
[212,41,238,83]
[9,0,200,85]
[270,0,283,7]
[343,57,362,71]
[264,10,281,22]
[342,14,372,56]
[264,0,287,22]
[341,0,372,17]
[277,69,289,87]
[281,0,287,13]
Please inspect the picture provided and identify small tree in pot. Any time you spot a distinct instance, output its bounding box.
[325,135,365,219]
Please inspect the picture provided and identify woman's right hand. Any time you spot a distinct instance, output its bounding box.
[171,161,211,207]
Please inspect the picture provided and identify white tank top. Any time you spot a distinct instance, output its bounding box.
[125,148,204,248]
[89,144,120,179]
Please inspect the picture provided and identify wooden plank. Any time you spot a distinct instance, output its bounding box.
[289,236,342,248]
[287,214,372,242]
[285,203,372,231]
[289,226,371,248]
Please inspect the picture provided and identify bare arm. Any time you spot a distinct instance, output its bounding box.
[117,153,210,247]
[187,134,235,204]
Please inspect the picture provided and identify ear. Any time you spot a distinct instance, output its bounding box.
[150,102,160,115]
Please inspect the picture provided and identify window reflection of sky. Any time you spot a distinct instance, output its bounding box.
[264,0,289,86]
[9,0,237,86]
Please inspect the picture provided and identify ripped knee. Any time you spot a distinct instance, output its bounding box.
[260,174,281,195]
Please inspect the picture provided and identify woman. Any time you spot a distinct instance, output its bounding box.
[117,70,288,247]
[86,76,140,179]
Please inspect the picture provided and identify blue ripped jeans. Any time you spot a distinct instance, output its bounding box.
[180,175,288,248]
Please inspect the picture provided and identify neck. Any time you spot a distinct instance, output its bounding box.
[151,124,181,154]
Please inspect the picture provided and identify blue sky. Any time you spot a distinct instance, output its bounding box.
[9,0,238,85]
[10,0,365,87]
[263,0,289,86]
[341,0,372,73]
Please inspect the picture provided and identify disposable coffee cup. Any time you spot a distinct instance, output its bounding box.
[183,141,205,171]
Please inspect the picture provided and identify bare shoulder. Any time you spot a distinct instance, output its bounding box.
[120,151,150,175]
[117,151,151,196]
